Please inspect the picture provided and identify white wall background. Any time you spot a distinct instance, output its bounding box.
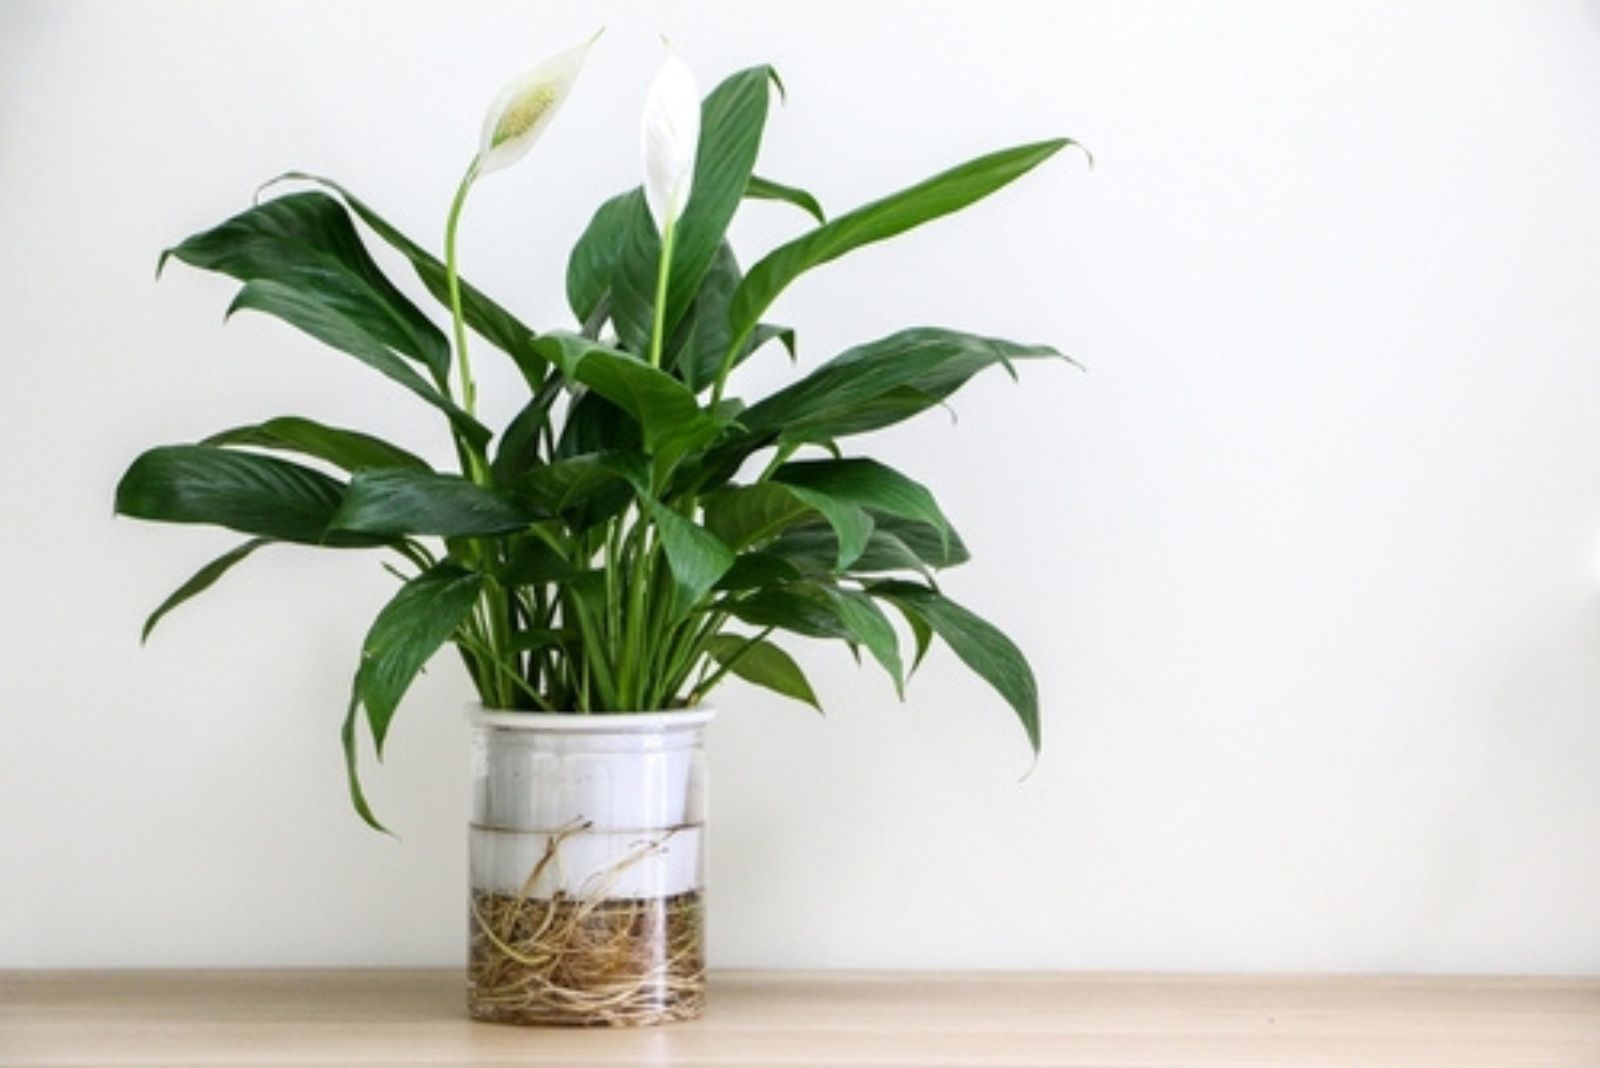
[4,0,1600,973]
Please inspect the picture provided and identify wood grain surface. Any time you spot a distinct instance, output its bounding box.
[3,970,1598,1066]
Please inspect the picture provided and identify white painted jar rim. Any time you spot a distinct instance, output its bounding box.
[465,705,716,733]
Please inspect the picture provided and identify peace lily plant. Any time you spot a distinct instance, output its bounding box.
[116,38,1078,834]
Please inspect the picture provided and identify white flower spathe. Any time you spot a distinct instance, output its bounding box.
[477,32,599,176]
[641,46,701,231]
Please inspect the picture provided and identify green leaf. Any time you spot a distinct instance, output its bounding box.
[725,139,1071,356]
[739,327,1059,444]
[715,551,805,591]
[499,536,576,585]
[355,562,484,754]
[115,445,370,546]
[515,452,646,516]
[641,498,735,614]
[163,191,451,380]
[768,522,936,581]
[872,581,1039,752]
[781,486,873,570]
[566,190,640,326]
[726,582,901,693]
[703,482,872,569]
[490,381,562,483]
[141,537,272,643]
[774,458,950,551]
[204,416,430,474]
[707,634,822,711]
[823,586,903,695]
[610,67,780,354]
[329,469,531,538]
[534,332,722,469]
[276,174,548,385]
[226,278,490,452]
[746,175,826,224]
[342,683,388,834]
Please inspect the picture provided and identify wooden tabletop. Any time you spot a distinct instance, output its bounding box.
[3,970,1598,1066]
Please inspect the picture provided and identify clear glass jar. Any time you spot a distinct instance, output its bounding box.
[465,707,712,1027]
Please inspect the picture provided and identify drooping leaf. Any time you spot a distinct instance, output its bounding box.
[871,581,1039,752]
[738,327,1059,445]
[329,469,531,538]
[725,139,1072,358]
[641,498,735,615]
[822,586,903,695]
[204,416,430,474]
[279,174,548,385]
[774,458,950,551]
[745,175,826,223]
[354,562,485,754]
[706,634,821,711]
[703,482,871,569]
[781,486,873,570]
[768,522,936,581]
[141,537,272,643]
[162,191,451,380]
[226,278,490,451]
[115,445,369,546]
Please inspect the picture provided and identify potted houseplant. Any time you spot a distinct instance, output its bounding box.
[115,35,1078,1027]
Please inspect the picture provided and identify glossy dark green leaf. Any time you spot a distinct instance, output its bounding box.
[163,191,450,380]
[226,278,490,451]
[706,634,821,711]
[204,416,430,474]
[355,562,484,754]
[703,482,871,569]
[746,175,826,223]
[566,190,640,326]
[673,242,798,392]
[871,581,1039,751]
[515,452,646,515]
[534,332,722,468]
[490,381,562,483]
[141,537,272,643]
[725,139,1071,357]
[782,486,873,570]
[768,522,935,581]
[774,458,950,551]
[641,498,735,615]
[276,174,548,385]
[329,469,531,538]
[823,586,902,695]
[342,682,388,833]
[608,67,780,355]
[727,584,848,639]
[499,536,576,585]
[116,445,365,545]
[740,327,1059,444]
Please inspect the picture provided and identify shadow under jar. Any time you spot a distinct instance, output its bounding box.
[466,707,712,1027]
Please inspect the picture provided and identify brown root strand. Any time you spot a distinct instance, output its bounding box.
[468,890,704,1027]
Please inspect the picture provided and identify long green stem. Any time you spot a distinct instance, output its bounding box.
[445,158,482,419]
[648,220,677,369]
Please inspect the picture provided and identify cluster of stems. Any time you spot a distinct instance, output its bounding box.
[436,169,759,713]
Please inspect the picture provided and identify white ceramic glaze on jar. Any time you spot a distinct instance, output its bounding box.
[464,706,713,1026]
